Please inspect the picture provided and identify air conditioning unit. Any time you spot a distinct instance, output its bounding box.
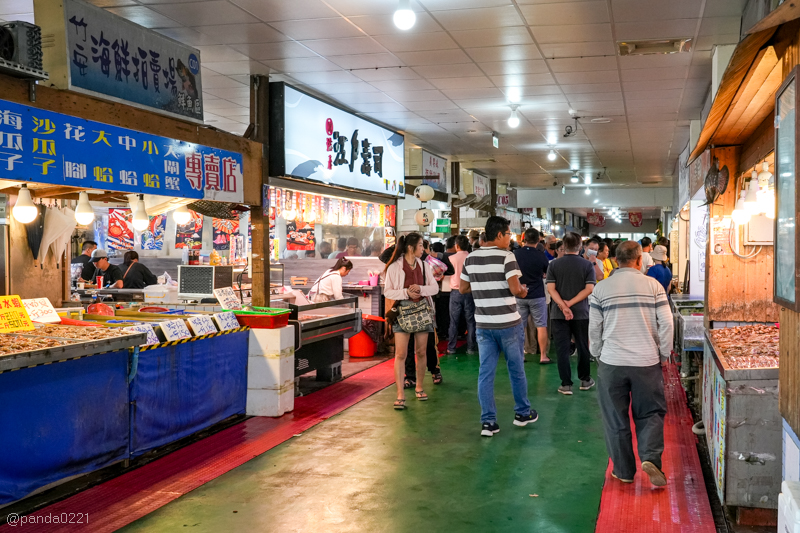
[2,22,43,70]
[0,21,47,80]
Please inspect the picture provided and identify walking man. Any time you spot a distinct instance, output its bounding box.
[589,241,673,486]
[546,232,596,395]
[448,235,477,354]
[514,228,551,363]
[460,216,538,437]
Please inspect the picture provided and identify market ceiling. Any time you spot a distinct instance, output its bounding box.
[8,0,745,189]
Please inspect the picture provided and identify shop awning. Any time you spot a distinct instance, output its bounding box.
[688,27,779,163]
[747,1,800,35]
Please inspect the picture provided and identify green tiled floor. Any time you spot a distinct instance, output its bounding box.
[121,352,608,533]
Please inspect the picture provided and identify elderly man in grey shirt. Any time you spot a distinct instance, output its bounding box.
[588,241,673,487]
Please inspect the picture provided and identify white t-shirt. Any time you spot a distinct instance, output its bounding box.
[641,251,654,274]
[310,269,343,302]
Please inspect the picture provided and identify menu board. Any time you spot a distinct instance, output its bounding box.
[187,315,218,336]
[214,287,242,310]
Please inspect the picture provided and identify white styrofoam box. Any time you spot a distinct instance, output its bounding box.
[780,481,800,533]
[248,355,294,390]
[786,422,800,483]
[246,383,294,417]
[248,326,294,356]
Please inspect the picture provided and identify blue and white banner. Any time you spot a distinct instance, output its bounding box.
[0,98,243,201]
[64,0,203,122]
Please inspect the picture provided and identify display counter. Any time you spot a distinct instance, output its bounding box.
[275,297,361,381]
[0,317,249,506]
[702,326,780,510]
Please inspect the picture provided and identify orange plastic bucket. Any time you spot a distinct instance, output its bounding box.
[348,330,376,358]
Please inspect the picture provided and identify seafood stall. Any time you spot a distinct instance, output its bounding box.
[0,324,146,505]
[702,325,781,510]
[276,297,361,382]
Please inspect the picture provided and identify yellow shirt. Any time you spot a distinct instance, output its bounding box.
[602,258,614,279]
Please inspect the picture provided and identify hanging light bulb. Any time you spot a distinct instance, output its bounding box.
[732,190,752,225]
[570,170,579,183]
[547,149,556,161]
[393,0,416,30]
[132,195,149,232]
[756,161,775,215]
[173,204,191,225]
[584,187,591,195]
[12,184,37,224]
[744,175,760,215]
[75,191,95,226]
[507,105,520,128]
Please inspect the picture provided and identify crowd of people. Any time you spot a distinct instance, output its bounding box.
[380,216,674,487]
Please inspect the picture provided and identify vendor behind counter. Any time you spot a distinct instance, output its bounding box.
[73,240,97,282]
[121,251,158,289]
[90,249,124,288]
[308,258,353,303]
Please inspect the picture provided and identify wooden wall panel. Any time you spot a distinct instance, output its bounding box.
[705,146,780,322]
[780,308,800,433]
[0,74,263,205]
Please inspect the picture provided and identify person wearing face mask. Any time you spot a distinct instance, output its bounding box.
[585,240,605,282]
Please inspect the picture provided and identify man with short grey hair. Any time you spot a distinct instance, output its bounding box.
[589,240,673,487]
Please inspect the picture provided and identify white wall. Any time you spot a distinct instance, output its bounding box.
[516,187,673,209]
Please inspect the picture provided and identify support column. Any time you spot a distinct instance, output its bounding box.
[250,75,270,307]
[450,161,460,235]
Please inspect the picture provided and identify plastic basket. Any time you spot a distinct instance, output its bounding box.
[232,308,291,329]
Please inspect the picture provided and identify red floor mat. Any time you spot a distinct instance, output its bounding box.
[595,364,716,533]
[2,360,396,533]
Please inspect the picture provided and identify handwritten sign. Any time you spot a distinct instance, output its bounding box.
[212,312,240,331]
[214,287,242,310]
[123,324,159,345]
[22,298,61,323]
[160,319,192,341]
[187,315,218,336]
[0,296,34,332]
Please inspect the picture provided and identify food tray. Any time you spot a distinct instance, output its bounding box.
[233,309,290,329]
[705,327,780,381]
[0,331,147,373]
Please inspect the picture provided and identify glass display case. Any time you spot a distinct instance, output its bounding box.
[775,68,798,309]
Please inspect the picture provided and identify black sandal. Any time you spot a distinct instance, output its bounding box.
[433,373,443,385]
[393,399,406,410]
[415,390,428,401]
[404,378,415,389]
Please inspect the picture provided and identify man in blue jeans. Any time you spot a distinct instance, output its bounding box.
[447,235,477,354]
[460,216,538,437]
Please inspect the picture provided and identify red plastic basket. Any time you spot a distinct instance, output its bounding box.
[233,312,290,329]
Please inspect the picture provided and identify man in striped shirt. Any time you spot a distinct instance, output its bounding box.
[589,241,674,487]
[460,216,538,437]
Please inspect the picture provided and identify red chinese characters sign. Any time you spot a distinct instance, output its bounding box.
[628,212,643,227]
[586,213,606,227]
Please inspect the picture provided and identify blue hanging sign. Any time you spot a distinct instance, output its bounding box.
[62,0,204,122]
[0,98,244,202]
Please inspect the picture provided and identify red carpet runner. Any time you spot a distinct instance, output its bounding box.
[2,359,396,533]
[595,363,716,532]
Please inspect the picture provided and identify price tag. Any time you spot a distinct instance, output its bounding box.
[0,295,34,332]
[187,315,218,336]
[213,312,240,331]
[22,298,61,324]
[123,324,159,345]
[160,319,192,341]
[214,287,242,310]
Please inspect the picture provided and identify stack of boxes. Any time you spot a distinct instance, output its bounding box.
[246,326,295,417]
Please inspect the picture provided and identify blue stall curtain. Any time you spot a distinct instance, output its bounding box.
[129,331,248,456]
[0,351,130,504]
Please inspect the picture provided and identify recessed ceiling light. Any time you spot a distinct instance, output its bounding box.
[591,117,612,123]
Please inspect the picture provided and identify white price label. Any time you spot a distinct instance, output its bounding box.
[161,318,192,341]
[22,298,61,323]
[123,324,159,345]
[187,315,218,336]
[213,312,240,331]
[214,287,242,310]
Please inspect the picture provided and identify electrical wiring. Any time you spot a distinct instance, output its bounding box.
[728,217,762,259]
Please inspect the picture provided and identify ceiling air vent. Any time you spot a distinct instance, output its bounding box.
[618,39,692,56]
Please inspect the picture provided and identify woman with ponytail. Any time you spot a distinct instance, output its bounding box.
[307,258,353,303]
[384,232,439,410]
